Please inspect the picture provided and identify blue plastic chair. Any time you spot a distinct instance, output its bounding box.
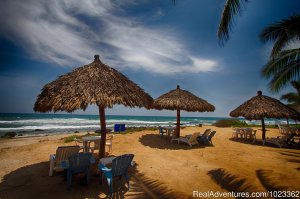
[114,124,126,133]
[99,154,134,195]
[198,131,216,145]
[67,152,93,190]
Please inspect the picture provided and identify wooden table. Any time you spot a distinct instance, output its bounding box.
[82,136,101,152]
[161,126,176,140]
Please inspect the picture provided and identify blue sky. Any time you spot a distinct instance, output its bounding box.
[0,0,299,117]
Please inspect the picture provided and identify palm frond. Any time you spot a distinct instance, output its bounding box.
[280,93,299,103]
[262,48,300,78]
[260,15,300,58]
[290,80,300,93]
[268,59,300,92]
[217,0,248,46]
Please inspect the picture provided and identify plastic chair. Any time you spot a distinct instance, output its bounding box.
[73,138,84,151]
[67,152,93,190]
[171,132,200,147]
[158,126,167,138]
[49,146,80,176]
[99,154,134,196]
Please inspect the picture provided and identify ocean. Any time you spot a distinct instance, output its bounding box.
[0,113,284,136]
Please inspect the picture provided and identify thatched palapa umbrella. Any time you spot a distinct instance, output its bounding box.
[230,91,300,143]
[153,85,215,138]
[34,55,153,158]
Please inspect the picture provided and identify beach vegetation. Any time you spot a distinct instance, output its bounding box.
[63,134,82,143]
[1,132,17,138]
[213,119,248,127]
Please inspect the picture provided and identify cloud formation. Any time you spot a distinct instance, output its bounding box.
[0,0,218,74]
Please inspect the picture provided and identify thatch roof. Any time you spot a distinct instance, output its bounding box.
[230,91,300,120]
[34,55,153,112]
[153,85,215,112]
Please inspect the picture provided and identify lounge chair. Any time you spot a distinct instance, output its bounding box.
[99,154,134,196]
[198,131,216,145]
[49,146,80,176]
[198,129,211,138]
[114,124,126,133]
[67,152,93,190]
[171,132,200,147]
[265,134,295,148]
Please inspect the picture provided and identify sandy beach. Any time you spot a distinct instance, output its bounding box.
[0,126,299,198]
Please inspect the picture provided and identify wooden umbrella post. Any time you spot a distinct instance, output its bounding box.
[261,118,266,145]
[99,105,107,158]
[176,108,180,138]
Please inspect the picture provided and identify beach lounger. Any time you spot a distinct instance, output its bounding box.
[171,132,200,147]
[99,154,134,196]
[198,131,216,145]
[265,134,295,148]
[114,124,126,133]
[49,146,80,176]
[67,152,93,190]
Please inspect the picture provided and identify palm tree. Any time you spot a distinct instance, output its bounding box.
[280,80,300,112]
[260,15,300,59]
[260,15,300,92]
[217,0,248,45]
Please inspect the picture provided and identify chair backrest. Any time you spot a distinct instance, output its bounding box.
[202,129,211,138]
[106,134,114,144]
[159,127,164,134]
[112,154,134,177]
[69,152,92,170]
[55,146,80,163]
[207,131,216,141]
[189,132,201,145]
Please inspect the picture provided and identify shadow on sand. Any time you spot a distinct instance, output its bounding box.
[207,168,258,196]
[0,161,189,199]
[139,134,208,150]
[256,169,289,192]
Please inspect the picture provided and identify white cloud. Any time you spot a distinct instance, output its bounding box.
[0,0,219,74]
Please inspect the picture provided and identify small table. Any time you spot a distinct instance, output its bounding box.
[82,136,101,152]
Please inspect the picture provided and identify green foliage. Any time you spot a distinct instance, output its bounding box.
[63,134,82,143]
[213,119,248,127]
[262,48,300,92]
[1,132,17,138]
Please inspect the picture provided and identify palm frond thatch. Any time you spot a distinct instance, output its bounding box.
[217,0,248,46]
[260,14,300,58]
[230,91,300,120]
[34,55,153,112]
[153,86,215,112]
[261,48,300,92]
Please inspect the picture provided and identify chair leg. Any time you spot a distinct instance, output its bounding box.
[49,155,55,176]
[86,168,90,185]
[125,173,130,190]
[107,177,113,196]
[67,170,72,190]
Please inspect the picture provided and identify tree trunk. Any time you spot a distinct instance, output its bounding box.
[99,106,106,158]
[176,109,180,138]
[261,118,266,141]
